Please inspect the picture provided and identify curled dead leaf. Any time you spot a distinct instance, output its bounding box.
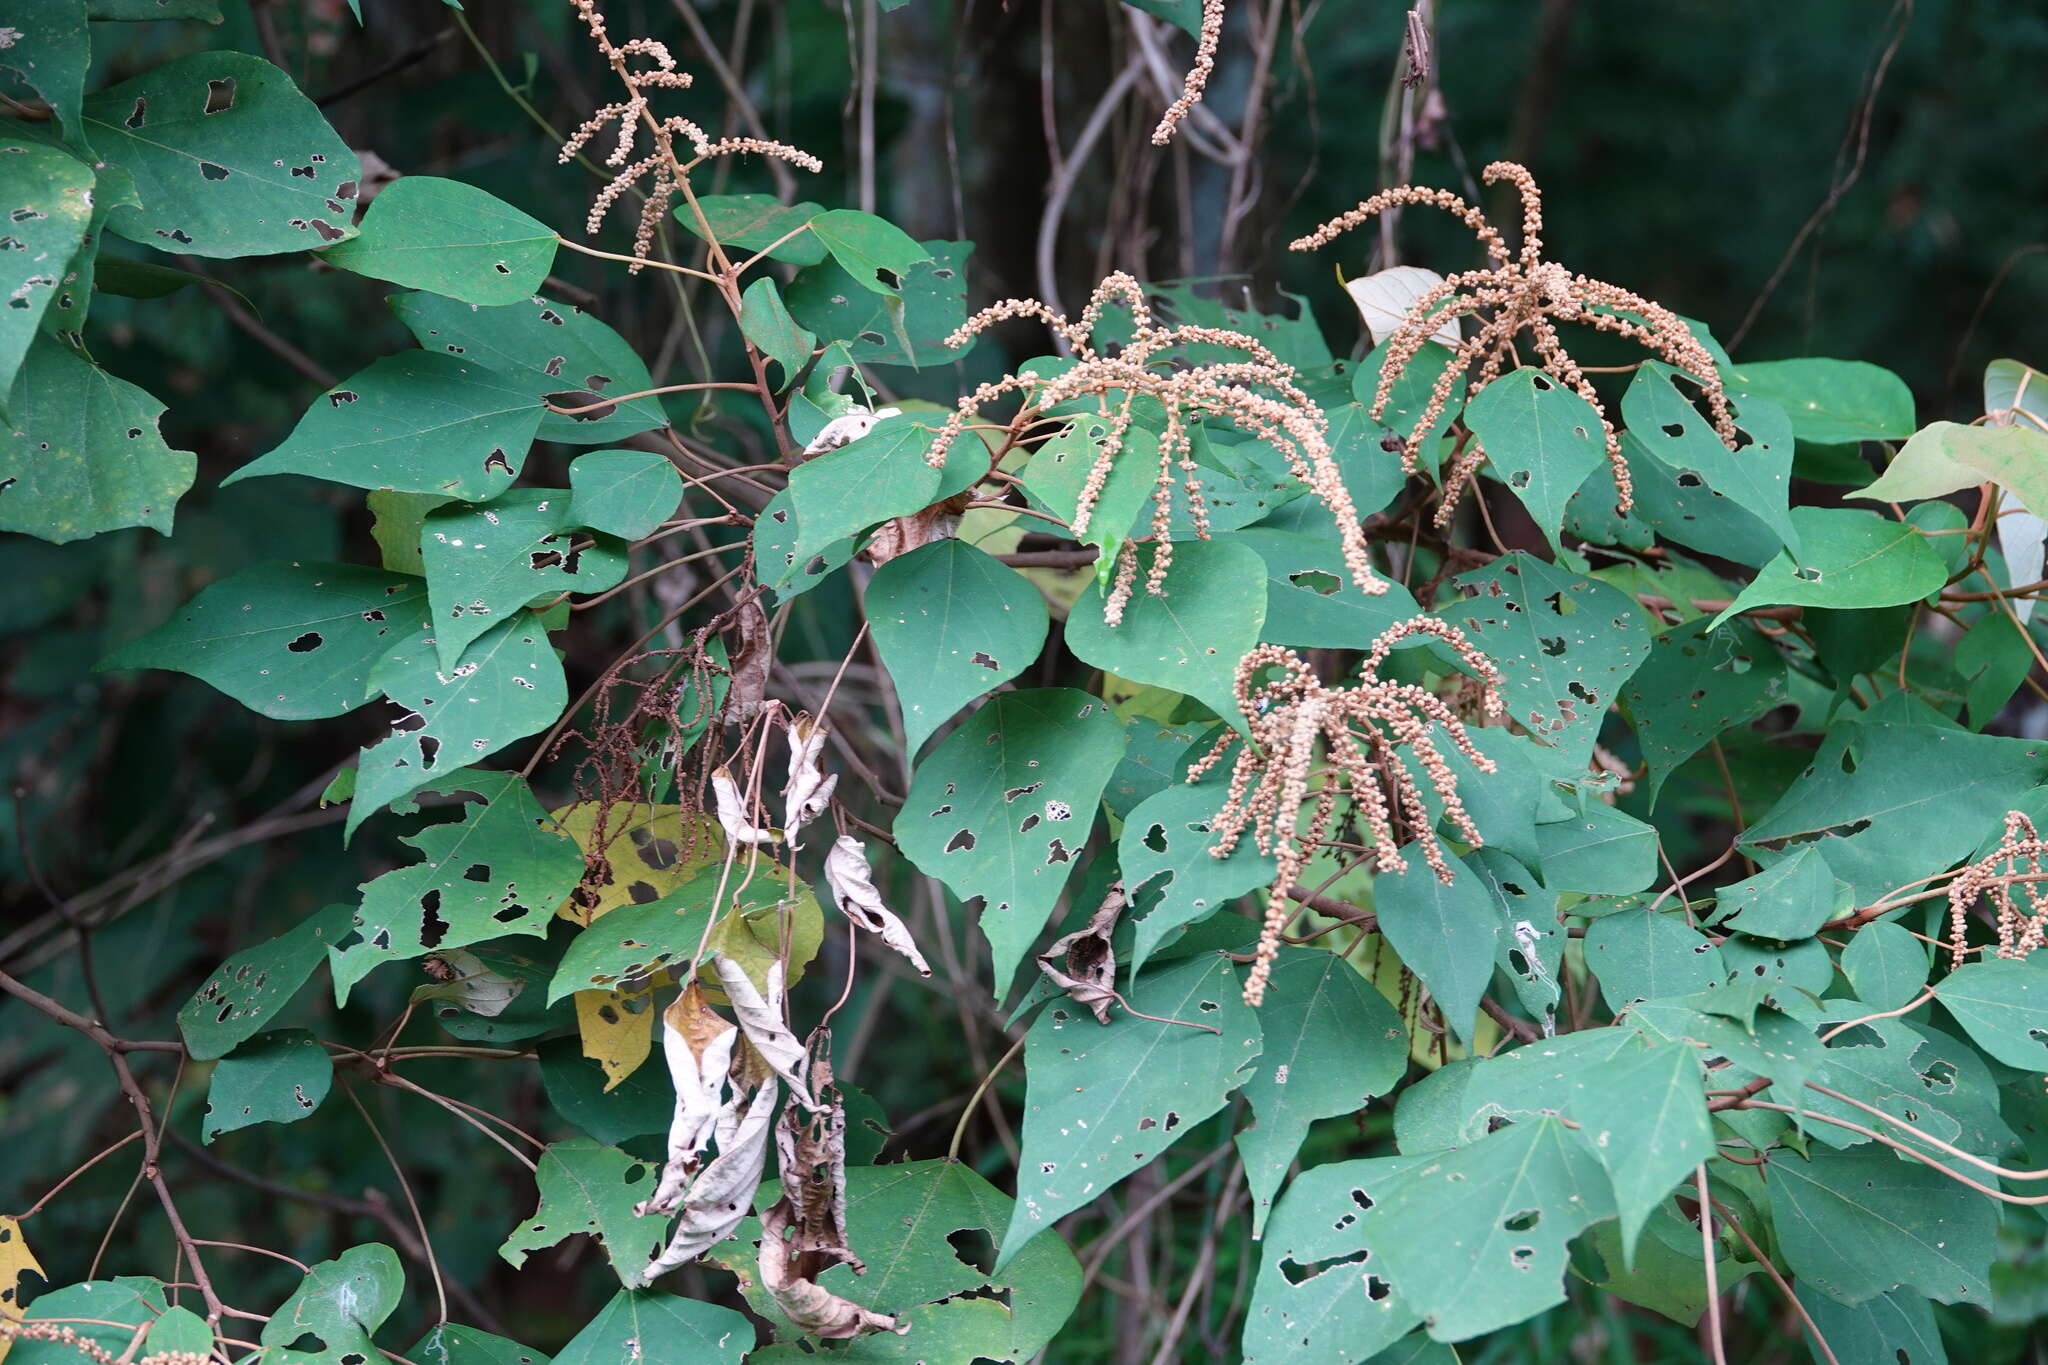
[801,405,902,458]
[1035,881,1126,1025]
[711,766,779,846]
[782,714,838,848]
[638,983,740,1217]
[715,955,814,1110]
[823,836,931,977]
[413,949,523,1017]
[718,595,771,722]
[639,1071,779,1283]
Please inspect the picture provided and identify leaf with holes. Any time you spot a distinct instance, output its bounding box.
[1724,358,1915,444]
[565,448,682,541]
[1237,948,1409,1236]
[1583,909,1726,1011]
[1767,1142,1995,1306]
[1374,843,1507,1049]
[0,2,89,148]
[1624,363,1801,559]
[1464,367,1607,551]
[1710,507,1945,628]
[1117,764,1274,972]
[784,240,971,368]
[675,194,826,266]
[499,1139,669,1287]
[552,1290,753,1365]
[999,951,1262,1268]
[347,612,566,841]
[1234,526,1426,650]
[0,335,195,542]
[547,803,725,926]
[868,539,1049,756]
[1569,1041,1712,1266]
[1795,1286,1948,1365]
[330,771,581,1001]
[896,688,1126,987]
[412,1324,553,1365]
[1933,960,2048,1072]
[1713,845,1849,940]
[421,489,628,669]
[784,412,976,569]
[1066,539,1267,730]
[1841,919,1928,1011]
[751,484,858,601]
[99,561,430,720]
[1622,615,1789,804]
[325,175,556,305]
[259,1244,404,1363]
[82,52,360,257]
[1438,553,1649,773]
[180,903,354,1060]
[226,352,542,501]
[392,291,663,445]
[804,208,931,296]
[0,141,93,402]
[201,1027,331,1144]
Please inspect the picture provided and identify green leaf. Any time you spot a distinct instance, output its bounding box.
[201,1027,331,1143]
[86,0,222,20]
[0,142,93,401]
[412,1323,553,1365]
[347,614,566,841]
[260,1244,404,1363]
[1572,1201,1749,1328]
[1767,1143,1995,1306]
[180,903,354,1060]
[1241,1155,1428,1363]
[1841,919,1928,1011]
[737,277,815,388]
[11,1280,169,1363]
[0,335,195,542]
[1715,845,1848,940]
[1393,1027,1639,1150]
[82,52,360,258]
[537,1036,673,1147]
[785,240,972,369]
[868,539,1050,756]
[1724,358,1915,444]
[0,1,90,148]
[99,561,430,720]
[674,194,825,266]
[330,771,582,1000]
[1117,763,1274,971]
[1439,553,1650,773]
[1583,909,1726,1010]
[392,291,664,445]
[225,351,542,500]
[1739,723,2048,903]
[499,1139,667,1287]
[1710,507,1945,628]
[1363,1117,1618,1341]
[1571,1042,1711,1266]
[1624,364,1802,558]
[783,412,960,568]
[1465,367,1607,550]
[1125,0,1203,37]
[324,175,556,305]
[999,951,1262,1268]
[1373,844,1505,1048]
[1795,1285,1947,1365]
[1232,526,1426,650]
[1933,959,2048,1071]
[564,449,682,542]
[1622,616,1789,803]
[895,688,1126,985]
[552,1289,752,1365]
[144,1305,214,1357]
[1236,948,1408,1235]
[90,254,231,302]
[1532,800,1659,895]
[751,484,857,601]
[421,489,627,669]
[1066,539,1268,730]
[805,208,931,295]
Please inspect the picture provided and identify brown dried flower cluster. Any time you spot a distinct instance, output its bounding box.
[1293,161,1737,523]
[0,1319,210,1365]
[1188,621,1503,1005]
[563,0,821,268]
[1150,0,1224,146]
[929,271,1383,625]
[1946,811,2048,969]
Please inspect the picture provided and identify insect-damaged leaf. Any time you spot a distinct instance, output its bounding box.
[200,1027,330,1144]
[227,351,542,502]
[1236,948,1408,1237]
[784,239,972,369]
[259,1244,404,1364]
[802,208,931,297]
[0,335,196,543]
[1233,526,1427,651]
[411,1323,554,1365]
[1713,844,1849,940]
[1766,1143,1996,1307]
[392,291,664,445]
[1621,614,1789,804]
[82,52,361,258]
[1583,908,1726,1011]
[999,952,1262,1269]
[895,687,1127,988]
[1438,552,1648,775]
[1933,959,2048,1072]
[783,412,974,570]
[1796,1286,1949,1365]
[0,1213,45,1325]
[0,141,93,402]
[551,1290,753,1365]
[866,539,1049,756]
[325,175,557,305]
[346,612,566,841]
[99,561,430,720]
[0,3,90,149]
[180,902,354,1060]
[1117,763,1274,973]
[500,1139,670,1287]
[565,448,683,542]
[1710,506,1946,628]
[1464,367,1607,552]
[421,489,628,670]
[329,771,581,1000]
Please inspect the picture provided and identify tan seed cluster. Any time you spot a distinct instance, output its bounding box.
[1188,621,1503,1005]
[929,271,1384,625]
[0,1318,212,1364]
[563,1,821,270]
[1293,161,1738,525]
[1150,0,1224,146]
[1946,810,2048,969]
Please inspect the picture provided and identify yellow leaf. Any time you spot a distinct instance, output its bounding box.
[1,1216,46,1362]
[574,980,664,1091]
[550,802,725,926]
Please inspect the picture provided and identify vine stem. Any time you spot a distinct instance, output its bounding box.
[947,1032,1027,1161]
[1708,1196,1842,1365]
[342,1083,449,1326]
[1695,1166,1727,1365]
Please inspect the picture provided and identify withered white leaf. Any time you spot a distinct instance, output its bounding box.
[413,949,523,1017]
[637,983,739,1218]
[759,1198,902,1340]
[1035,881,1126,1025]
[1344,265,1463,348]
[715,955,815,1110]
[638,1073,779,1284]
[781,714,838,848]
[801,404,902,457]
[711,766,780,846]
[718,595,772,722]
[823,835,931,977]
